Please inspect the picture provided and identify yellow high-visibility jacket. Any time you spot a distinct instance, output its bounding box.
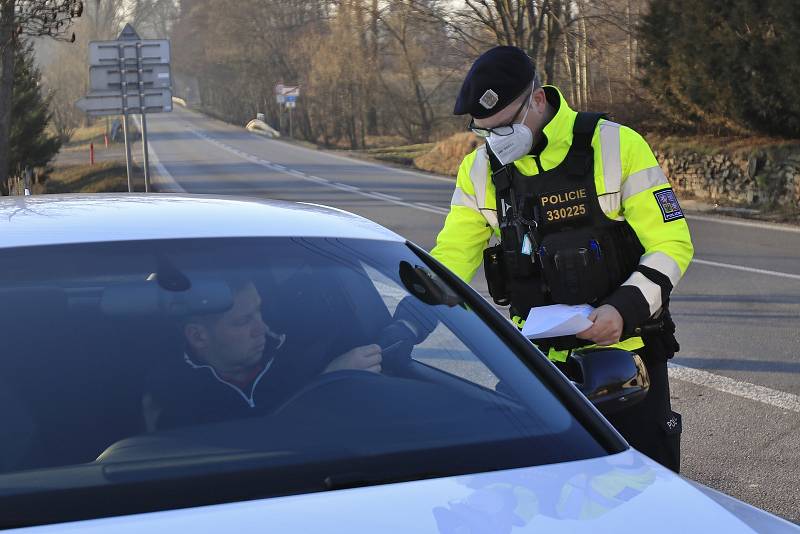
[431,86,694,361]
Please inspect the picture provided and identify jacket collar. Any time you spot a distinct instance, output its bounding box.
[183,351,274,407]
[515,85,577,174]
[537,85,577,154]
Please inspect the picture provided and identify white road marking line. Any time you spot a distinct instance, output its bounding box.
[693,258,800,281]
[416,202,450,214]
[687,214,800,234]
[174,105,457,183]
[149,145,185,193]
[180,125,450,217]
[668,363,800,413]
[357,194,447,214]
[369,191,402,201]
[131,116,186,193]
[300,174,331,185]
[333,182,360,192]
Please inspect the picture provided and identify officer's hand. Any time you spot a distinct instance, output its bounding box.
[576,305,623,346]
[324,344,382,374]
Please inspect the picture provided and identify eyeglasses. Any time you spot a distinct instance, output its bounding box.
[468,88,533,138]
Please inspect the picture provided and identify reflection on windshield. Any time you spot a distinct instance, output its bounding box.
[434,450,660,533]
[0,237,605,526]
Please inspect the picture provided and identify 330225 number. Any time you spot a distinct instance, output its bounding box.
[546,204,586,221]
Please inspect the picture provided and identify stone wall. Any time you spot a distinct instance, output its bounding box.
[655,146,800,208]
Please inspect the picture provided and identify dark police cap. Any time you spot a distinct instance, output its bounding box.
[453,46,536,119]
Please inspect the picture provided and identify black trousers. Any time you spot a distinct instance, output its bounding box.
[605,343,682,472]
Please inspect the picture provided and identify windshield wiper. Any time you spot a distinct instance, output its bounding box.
[323,469,450,491]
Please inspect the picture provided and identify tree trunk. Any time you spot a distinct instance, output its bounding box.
[573,30,581,108]
[0,0,15,195]
[366,0,378,135]
[580,15,588,106]
[626,0,633,98]
[543,1,563,84]
[562,31,575,104]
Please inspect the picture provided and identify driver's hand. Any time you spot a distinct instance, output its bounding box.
[324,344,382,374]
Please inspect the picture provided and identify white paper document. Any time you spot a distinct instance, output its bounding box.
[521,304,595,339]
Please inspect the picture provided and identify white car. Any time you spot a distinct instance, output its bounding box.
[1,194,796,533]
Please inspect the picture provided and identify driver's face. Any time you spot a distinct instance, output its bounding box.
[203,282,269,371]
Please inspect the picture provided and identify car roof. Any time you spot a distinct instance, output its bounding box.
[0,194,404,249]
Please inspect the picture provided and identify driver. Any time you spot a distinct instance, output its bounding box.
[142,278,382,431]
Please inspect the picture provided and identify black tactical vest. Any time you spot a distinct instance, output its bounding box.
[483,112,644,341]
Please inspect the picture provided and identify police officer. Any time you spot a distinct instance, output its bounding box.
[431,46,694,472]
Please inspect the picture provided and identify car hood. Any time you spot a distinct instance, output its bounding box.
[16,449,798,533]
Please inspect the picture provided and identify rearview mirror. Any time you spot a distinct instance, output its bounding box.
[566,349,650,416]
[101,279,234,318]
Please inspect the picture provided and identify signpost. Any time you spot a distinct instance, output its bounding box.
[274,84,300,137]
[76,24,172,192]
[76,90,173,116]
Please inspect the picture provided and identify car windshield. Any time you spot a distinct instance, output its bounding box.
[0,237,606,527]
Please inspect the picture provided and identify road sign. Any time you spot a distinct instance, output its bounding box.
[90,63,171,92]
[89,39,170,66]
[78,23,173,193]
[276,84,300,97]
[285,94,297,103]
[118,23,141,40]
[285,101,296,109]
[75,89,173,116]
[276,94,285,104]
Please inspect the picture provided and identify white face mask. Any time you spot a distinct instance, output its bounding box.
[485,92,534,166]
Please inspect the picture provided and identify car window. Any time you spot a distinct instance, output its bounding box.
[362,261,499,389]
[0,237,606,527]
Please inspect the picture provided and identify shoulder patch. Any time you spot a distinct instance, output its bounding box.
[653,188,684,222]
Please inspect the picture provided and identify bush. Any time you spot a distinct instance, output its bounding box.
[639,0,800,138]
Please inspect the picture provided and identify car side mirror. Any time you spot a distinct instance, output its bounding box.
[398,261,463,307]
[566,349,650,416]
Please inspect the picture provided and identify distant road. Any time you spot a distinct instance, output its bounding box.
[142,106,800,522]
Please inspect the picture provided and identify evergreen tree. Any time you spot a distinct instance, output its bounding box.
[639,0,800,138]
[0,0,83,194]
[6,40,61,191]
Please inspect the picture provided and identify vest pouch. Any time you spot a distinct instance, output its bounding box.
[538,229,610,305]
[483,244,511,306]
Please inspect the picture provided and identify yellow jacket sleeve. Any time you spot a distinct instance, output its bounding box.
[430,152,492,282]
[602,127,694,329]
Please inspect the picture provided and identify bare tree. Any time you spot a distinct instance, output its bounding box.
[165,0,652,148]
[376,1,458,142]
[130,0,178,38]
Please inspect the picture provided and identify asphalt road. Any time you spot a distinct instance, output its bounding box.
[141,106,800,522]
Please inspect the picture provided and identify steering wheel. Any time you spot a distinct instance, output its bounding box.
[272,369,386,416]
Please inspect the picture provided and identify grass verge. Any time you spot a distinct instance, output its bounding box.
[42,161,144,193]
[353,143,435,166]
